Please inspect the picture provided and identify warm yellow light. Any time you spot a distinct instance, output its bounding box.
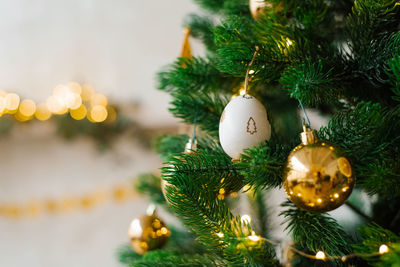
[241,214,251,224]
[105,106,117,123]
[249,70,255,75]
[160,227,169,235]
[81,84,95,101]
[317,198,322,203]
[67,82,82,95]
[90,105,108,122]
[70,104,87,120]
[46,96,66,114]
[14,111,32,122]
[86,109,95,122]
[53,85,69,98]
[65,92,82,110]
[35,103,52,121]
[216,232,224,238]
[5,93,20,111]
[379,244,389,254]
[0,96,5,113]
[54,105,68,115]
[19,99,36,116]
[286,38,293,46]
[219,188,225,195]
[91,93,108,106]
[248,231,260,242]
[333,193,339,199]
[315,251,325,260]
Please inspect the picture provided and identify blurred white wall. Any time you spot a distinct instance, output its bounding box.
[0,1,199,267]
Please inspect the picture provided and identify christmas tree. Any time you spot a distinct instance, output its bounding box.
[119,0,400,266]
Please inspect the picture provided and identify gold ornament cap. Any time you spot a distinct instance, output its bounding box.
[300,125,318,145]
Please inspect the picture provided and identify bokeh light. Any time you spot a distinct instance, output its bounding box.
[91,93,107,106]
[81,84,94,101]
[5,93,20,111]
[90,105,108,122]
[19,99,36,117]
[70,104,87,120]
[35,103,52,121]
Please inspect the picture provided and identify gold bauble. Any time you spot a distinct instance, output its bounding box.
[282,127,355,212]
[161,138,197,202]
[128,209,170,255]
[249,0,283,20]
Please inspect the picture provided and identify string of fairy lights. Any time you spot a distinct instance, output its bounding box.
[0,82,116,123]
[216,214,392,263]
[0,181,138,219]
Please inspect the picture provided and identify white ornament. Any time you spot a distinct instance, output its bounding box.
[219,94,271,160]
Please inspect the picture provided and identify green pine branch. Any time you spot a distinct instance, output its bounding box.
[281,202,353,259]
[280,59,344,106]
[236,141,290,192]
[135,173,167,207]
[353,223,400,266]
[319,102,400,198]
[161,149,278,266]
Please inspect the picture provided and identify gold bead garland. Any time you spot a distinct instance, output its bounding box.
[0,182,137,219]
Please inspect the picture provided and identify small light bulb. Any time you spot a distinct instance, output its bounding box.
[249,70,255,75]
[241,214,251,224]
[247,231,260,242]
[216,232,224,238]
[379,244,389,254]
[315,251,325,260]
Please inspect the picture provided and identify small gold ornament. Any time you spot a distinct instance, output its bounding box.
[128,206,170,254]
[249,0,283,20]
[161,138,197,202]
[282,126,355,212]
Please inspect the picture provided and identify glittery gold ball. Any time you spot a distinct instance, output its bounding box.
[128,213,170,254]
[249,0,283,20]
[282,129,355,212]
[249,0,272,19]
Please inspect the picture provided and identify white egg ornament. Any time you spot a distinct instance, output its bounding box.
[219,94,271,160]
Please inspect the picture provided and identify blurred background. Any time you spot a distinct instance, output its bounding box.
[0,1,364,266]
[0,1,199,266]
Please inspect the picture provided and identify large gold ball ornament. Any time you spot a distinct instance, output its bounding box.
[128,208,170,255]
[282,127,355,212]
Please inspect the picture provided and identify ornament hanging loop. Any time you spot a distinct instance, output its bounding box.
[244,46,259,94]
[298,99,311,128]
